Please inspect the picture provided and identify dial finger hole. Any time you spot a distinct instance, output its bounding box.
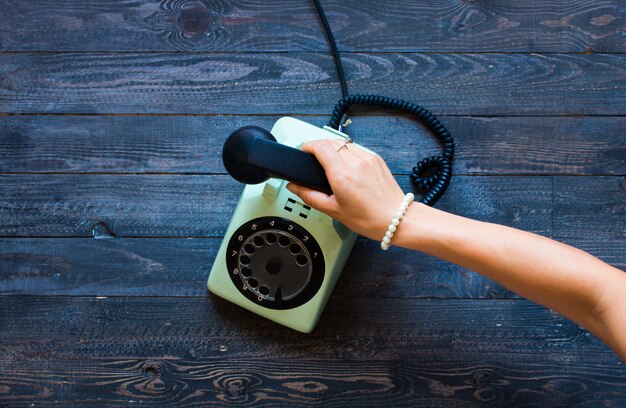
[247,278,258,288]
[278,235,290,247]
[243,243,255,254]
[240,255,251,265]
[241,267,252,277]
[253,235,265,247]
[296,255,308,266]
[289,244,301,255]
[265,233,277,244]
[259,286,270,296]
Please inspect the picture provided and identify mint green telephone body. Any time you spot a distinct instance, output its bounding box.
[208,117,361,333]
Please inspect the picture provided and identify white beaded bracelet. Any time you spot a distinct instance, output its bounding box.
[380,193,414,250]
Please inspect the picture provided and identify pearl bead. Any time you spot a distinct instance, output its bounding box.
[380,193,414,251]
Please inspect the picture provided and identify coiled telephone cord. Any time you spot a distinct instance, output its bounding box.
[313,0,455,206]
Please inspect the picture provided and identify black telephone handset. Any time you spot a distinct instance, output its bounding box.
[222,126,332,195]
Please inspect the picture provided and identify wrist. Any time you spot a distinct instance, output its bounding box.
[380,193,414,250]
[390,202,431,251]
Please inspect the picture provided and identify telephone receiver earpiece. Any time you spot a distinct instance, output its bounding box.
[222,126,333,195]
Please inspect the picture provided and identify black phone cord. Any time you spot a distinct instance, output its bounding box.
[313,0,455,206]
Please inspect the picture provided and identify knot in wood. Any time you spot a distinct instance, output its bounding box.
[177,6,211,36]
[142,361,161,377]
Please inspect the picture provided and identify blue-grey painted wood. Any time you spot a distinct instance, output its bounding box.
[1,115,624,175]
[2,175,621,239]
[0,175,552,237]
[553,176,625,239]
[0,0,624,404]
[0,296,623,406]
[1,0,624,52]
[0,53,624,115]
[0,237,622,298]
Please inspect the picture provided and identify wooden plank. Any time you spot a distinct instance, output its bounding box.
[1,0,624,52]
[0,237,513,298]
[353,116,626,176]
[0,174,238,238]
[0,296,623,406]
[328,0,626,53]
[0,0,326,53]
[0,175,552,237]
[0,237,622,298]
[0,296,619,359]
[0,53,624,115]
[2,115,624,175]
[0,358,624,407]
[0,238,214,297]
[553,176,625,239]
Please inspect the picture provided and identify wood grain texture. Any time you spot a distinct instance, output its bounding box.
[553,176,625,239]
[1,115,624,175]
[325,0,626,53]
[7,296,616,358]
[1,359,624,407]
[1,0,624,405]
[0,0,328,53]
[0,238,215,297]
[1,0,624,52]
[0,237,622,298]
[0,175,552,237]
[1,53,624,115]
[0,296,623,406]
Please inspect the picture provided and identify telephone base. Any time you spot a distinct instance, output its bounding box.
[208,117,358,333]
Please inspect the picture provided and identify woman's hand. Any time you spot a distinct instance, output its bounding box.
[286,139,406,240]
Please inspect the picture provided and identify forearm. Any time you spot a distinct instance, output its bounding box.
[394,203,626,360]
[290,139,625,360]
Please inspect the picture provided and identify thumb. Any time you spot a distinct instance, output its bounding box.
[286,183,337,214]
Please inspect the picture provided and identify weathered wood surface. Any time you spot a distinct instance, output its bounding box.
[553,176,625,239]
[1,0,624,405]
[12,297,610,357]
[0,175,555,237]
[0,237,623,298]
[1,115,624,175]
[1,53,624,115]
[2,175,623,239]
[1,0,624,52]
[2,358,624,407]
[0,296,624,406]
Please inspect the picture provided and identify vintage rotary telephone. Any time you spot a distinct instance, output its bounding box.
[207,1,455,332]
[208,117,362,332]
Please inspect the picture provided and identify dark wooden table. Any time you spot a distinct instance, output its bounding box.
[1,1,625,406]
